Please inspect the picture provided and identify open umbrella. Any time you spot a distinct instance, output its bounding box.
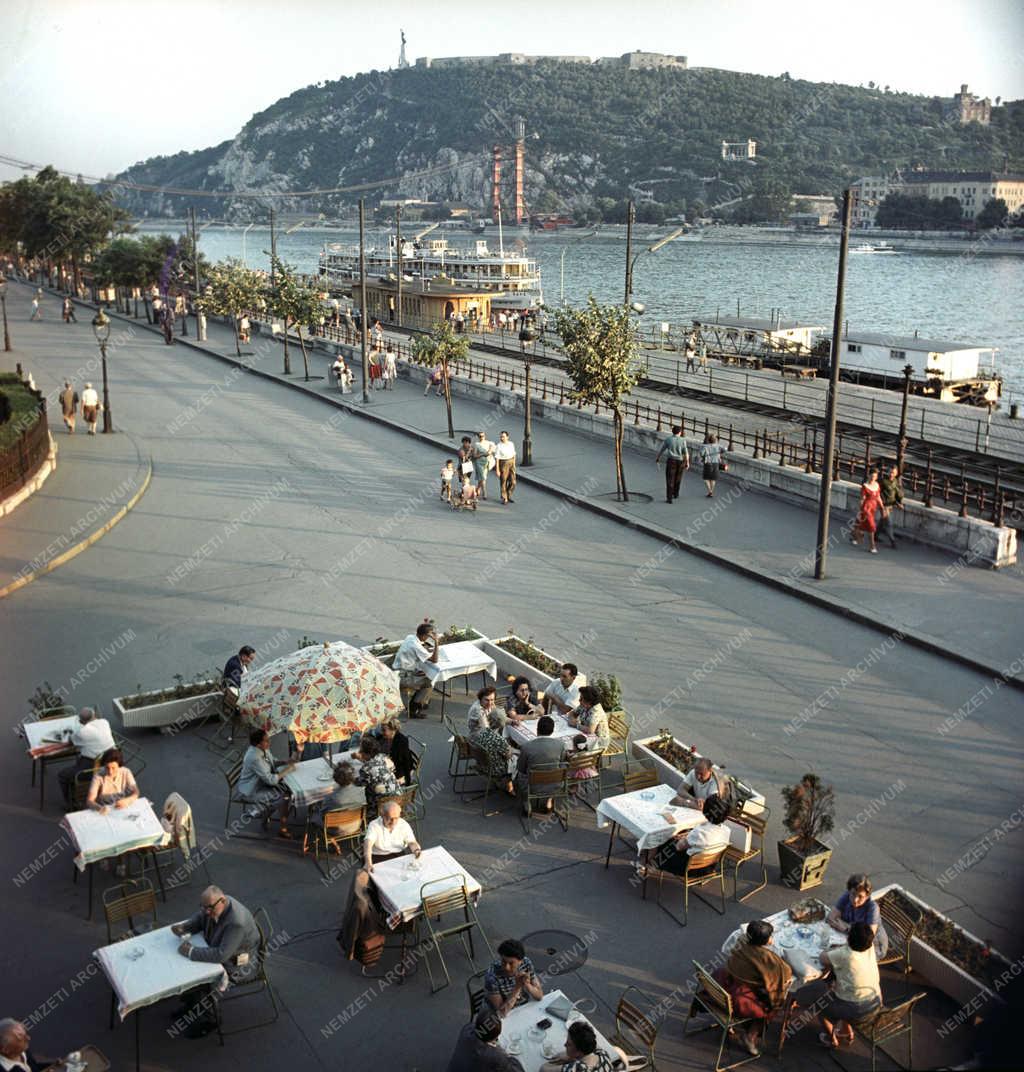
[238,641,402,746]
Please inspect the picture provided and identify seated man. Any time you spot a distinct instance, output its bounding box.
[172,885,262,1039]
[717,920,793,1057]
[515,715,567,816]
[542,663,580,717]
[671,756,729,811]
[222,645,256,695]
[362,801,420,873]
[650,792,730,876]
[0,1018,52,1071]
[446,1009,525,1072]
[484,938,544,1016]
[238,729,296,838]
[58,706,116,805]
[393,622,439,718]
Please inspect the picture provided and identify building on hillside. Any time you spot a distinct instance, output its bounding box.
[851,170,1024,227]
[415,53,590,68]
[721,140,757,160]
[596,51,687,69]
[953,84,991,125]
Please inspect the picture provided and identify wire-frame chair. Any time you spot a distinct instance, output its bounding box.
[683,959,761,1072]
[723,808,769,903]
[139,795,212,890]
[102,878,158,944]
[565,748,602,810]
[520,763,570,833]
[463,743,515,817]
[405,732,428,817]
[599,709,633,794]
[654,847,728,927]
[67,764,100,813]
[303,804,366,878]
[418,875,493,994]
[828,992,927,1072]
[222,754,247,829]
[376,784,421,835]
[112,732,146,778]
[609,984,660,1070]
[216,905,281,1042]
[466,967,489,1018]
[878,897,923,983]
[443,714,475,792]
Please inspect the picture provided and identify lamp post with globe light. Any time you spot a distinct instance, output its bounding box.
[518,323,537,465]
[91,309,113,433]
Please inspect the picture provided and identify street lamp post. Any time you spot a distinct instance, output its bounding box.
[519,325,537,465]
[625,209,685,310]
[896,363,913,475]
[91,309,113,434]
[0,279,10,352]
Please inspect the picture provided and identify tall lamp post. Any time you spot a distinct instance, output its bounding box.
[91,309,113,434]
[358,198,370,404]
[625,211,685,311]
[519,324,537,465]
[0,279,10,352]
[896,363,913,476]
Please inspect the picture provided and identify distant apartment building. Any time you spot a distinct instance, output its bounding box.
[953,84,992,125]
[416,51,686,70]
[721,140,757,160]
[850,171,1024,227]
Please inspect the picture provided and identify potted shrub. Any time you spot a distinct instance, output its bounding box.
[591,674,622,713]
[481,630,587,691]
[778,773,835,890]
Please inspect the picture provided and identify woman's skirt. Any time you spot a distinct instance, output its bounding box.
[702,462,719,482]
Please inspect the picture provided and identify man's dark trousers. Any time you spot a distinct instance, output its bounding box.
[666,459,686,501]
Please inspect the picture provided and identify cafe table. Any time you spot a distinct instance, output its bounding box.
[281,749,361,809]
[62,798,168,918]
[499,989,621,1072]
[23,714,80,809]
[720,899,843,986]
[94,926,226,1070]
[420,641,497,716]
[41,1045,110,1071]
[506,712,596,751]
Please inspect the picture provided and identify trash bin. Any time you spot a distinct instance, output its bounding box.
[1011,403,1019,420]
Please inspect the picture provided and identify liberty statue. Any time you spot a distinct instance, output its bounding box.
[398,29,409,69]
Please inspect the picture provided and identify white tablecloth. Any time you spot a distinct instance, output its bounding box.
[282,749,360,808]
[721,902,843,986]
[62,798,167,872]
[420,641,497,685]
[596,783,707,852]
[24,715,79,757]
[371,845,481,928]
[506,713,595,750]
[94,926,226,1019]
[499,990,619,1072]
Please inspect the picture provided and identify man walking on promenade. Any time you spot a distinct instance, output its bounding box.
[60,381,78,434]
[495,430,517,504]
[62,296,77,323]
[81,382,100,435]
[30,291,43,320]
[655,425,690,503]
[878,464,904,549]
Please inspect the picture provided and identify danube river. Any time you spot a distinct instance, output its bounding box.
[159,224,1024,400]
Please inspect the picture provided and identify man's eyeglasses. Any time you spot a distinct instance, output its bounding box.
[201,897,226,914]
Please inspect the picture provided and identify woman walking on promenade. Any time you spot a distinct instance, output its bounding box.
[851,467,882,553]
[699,433,726,497]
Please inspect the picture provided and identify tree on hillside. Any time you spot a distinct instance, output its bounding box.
[976,198,1009,230]
[409,321,470,439]
[197,259,265,358]
[269,256,323,378]
[553,299,642,502]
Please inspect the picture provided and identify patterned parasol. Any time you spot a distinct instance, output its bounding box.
[238,641,402,746]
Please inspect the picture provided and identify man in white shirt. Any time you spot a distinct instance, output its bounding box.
[393,622,439,718]
[672,757,729,811]
[80,382,100,435]
[58,707,116,804]
[542,663,581,717]
[363,802,420,872]
[0,1018,49,1071]
[495,430,517,505]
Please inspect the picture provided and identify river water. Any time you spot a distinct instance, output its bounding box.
[152,224,1024,401]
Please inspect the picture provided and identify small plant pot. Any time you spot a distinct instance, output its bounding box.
[778,836,832,890]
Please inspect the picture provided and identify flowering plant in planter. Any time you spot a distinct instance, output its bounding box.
[646,731,699,774]
[120,672,219,710]
[496,634,561,676]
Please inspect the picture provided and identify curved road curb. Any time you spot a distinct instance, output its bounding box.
[0,435,153,601]
[110,309,1024,692]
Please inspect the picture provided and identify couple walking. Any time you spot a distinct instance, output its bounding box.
[851,465,904,553]
[60,380,100,434]
[655,428,727,502]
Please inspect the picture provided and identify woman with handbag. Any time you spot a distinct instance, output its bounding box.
[699,433,727,498]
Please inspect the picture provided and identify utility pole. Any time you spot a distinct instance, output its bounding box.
[270,208,277,290]
[190,206,205,340]
[814,189,852,581]
[359,199,370,403]
[396,205,403,328]
[896,363,913,476]
[623,199,635,306]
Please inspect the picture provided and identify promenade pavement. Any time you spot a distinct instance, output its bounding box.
[0,280,1018,1070]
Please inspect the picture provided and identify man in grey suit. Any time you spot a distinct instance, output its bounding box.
[172,885,262,1039]
[516,716,566,816]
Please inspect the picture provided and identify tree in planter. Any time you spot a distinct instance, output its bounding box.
[409,321,470,439]
[591,674,622,712]
[197,259,265,358]
[269,256,323,379]
[779,773,836,889]
[552,299,642,501]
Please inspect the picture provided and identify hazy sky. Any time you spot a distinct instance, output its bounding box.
[1,0,1021,185]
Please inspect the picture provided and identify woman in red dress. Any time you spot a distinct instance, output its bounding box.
[851,467,882,553]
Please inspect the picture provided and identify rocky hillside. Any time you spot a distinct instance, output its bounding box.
[114,63,1024,219]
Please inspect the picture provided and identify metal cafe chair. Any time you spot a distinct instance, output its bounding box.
[828,992,927,1072]
[216,906,281,1041]
[418,876,493,994]
[654,847,728,927]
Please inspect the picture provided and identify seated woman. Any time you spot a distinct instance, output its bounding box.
[505,675,542,725]
[827,873,889,959]
[467,686,513,793]
[87,747,141,877]
[355,736,400,812]
[540,1021,618,1072]
[368,718,416,785]
[467,685,507,735]
[567,686,610,750]
[309,762,365,826]
[239,729,296,839]
[650,792,731,876]
[803,922,882,1049]
[717,920,793,1057]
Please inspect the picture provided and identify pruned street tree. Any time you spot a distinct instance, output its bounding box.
[196,259,265,358]
[553,298,642,501]
[409,320,470,439]
[269,256,323,379]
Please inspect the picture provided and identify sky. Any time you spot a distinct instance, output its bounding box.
[1,0,1022,185]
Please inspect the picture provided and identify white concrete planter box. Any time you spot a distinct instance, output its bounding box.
[113,683,221,731]
[874,883,1008,1008]
[480,636,587,692]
